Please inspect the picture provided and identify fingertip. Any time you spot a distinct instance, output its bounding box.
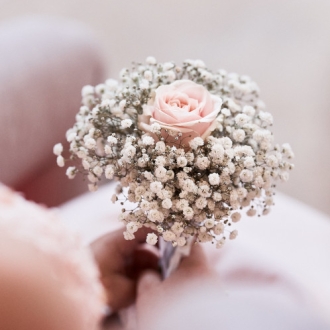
[137,270,161,296]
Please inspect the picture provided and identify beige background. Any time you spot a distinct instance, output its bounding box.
[1,0,330,215]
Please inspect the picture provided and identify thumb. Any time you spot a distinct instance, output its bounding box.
[137,270,161,296]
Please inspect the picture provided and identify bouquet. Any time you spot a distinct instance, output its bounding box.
[54,57,294,275]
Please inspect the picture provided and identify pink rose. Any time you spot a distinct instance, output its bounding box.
[138,80,222,147]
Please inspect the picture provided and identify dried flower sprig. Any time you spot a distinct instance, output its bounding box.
[54,57,294,249]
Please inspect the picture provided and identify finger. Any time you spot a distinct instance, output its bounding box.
[137,270,161,296]
[127,249,159,279]
[102,273,135,312]
[176,243,208,274]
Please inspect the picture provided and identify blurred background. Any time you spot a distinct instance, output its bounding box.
[1,0,330,215]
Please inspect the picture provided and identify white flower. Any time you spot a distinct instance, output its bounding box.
[204,218,215,228]
[105,165,115,179]
[146,56,157,65]
[208,173,220,185]
[177,237,186,247]
[229,230,238,240]
[85,137,96,149]
[171,222,184,235]
[177,156,187,167]
[162,198,172,209]
[142,135,155,145]
[232,129,246,142]
[155,166,167,178]
[119,99,126,110]
[93,166,103,177]
[183,206,194,220]
[216,238,226,249]
[189,137,204,149]
[243,105,255,116]
[163,230,176,242]
[259,111,273,125]
[148,209,164,222]
[244,156,255,168]
[53,143,63,156]
[140,200,150,211]
[196,157,210,170]
[151,123,161,133]
[124,231,135,240]
[111,194,117,203]
[213,223,224,235]
[176,199,189,210]
[195,197,207,209]
[213,192,222,201]
[247,208,257,216]
[146,233,158,245]
[81,85,94,97]
[121,119,133,128]
[235,114,250,126]
[88,183,98,192]
[56,155,65,167]
[155,156,166,166]
[126,222,139,234]
[105,78,118,90]
[155,141,166,153]
[107,136,118,145]
[150,181,163,193]
[240,169,253,183]
[198,232,213,243]
[144,70,153,81]
[231,212,241,223]
[66,166,76,179]
[266,155,279,168]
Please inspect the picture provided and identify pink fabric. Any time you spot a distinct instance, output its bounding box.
[0,184,105,330]
[0,16,105,206]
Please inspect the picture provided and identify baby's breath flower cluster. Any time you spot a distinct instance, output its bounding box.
[55,57,294,249]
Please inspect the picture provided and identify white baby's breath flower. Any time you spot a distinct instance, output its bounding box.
[126,222,139,234]
[208,173,220,185]
[229,230,238,240]
[163,230,176,242]
[105,165,115,179]
[177,156,188,167]
[66,166,76,179]
[124,231,135,240]
[162,198,172,209]
[155,166,167,178]
[189,137,204,149]
[213,223,224,235]
[196,157,210,170]
[195,197,207,209]
[155,141,166,153]
[146,233,158,245]
[57,155,65,167]
[81,85,94,97]
[232,129,246,142]
[240,169,253,183]
[204,218,215,228]
[231,212,241,223]
[213,192,222,202]
[85,138,96,149]
[151,123,161,133]
[88,183,98,192]
[183,206,194,220]
[53,143,63,156]
[177,237,186,247]
[142,135,155,145]
[243,105,255,116]
[93,166,103,177]
[150,181,163,193]
[121,119,133,128]
[146,56,157,65]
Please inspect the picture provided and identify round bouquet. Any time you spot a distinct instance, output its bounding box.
[55,57,294,257]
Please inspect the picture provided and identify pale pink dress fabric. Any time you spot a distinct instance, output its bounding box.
[0,184,105,330]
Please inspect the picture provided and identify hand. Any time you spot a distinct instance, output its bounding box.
[90,227,159,312]
[135,243,222,330]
